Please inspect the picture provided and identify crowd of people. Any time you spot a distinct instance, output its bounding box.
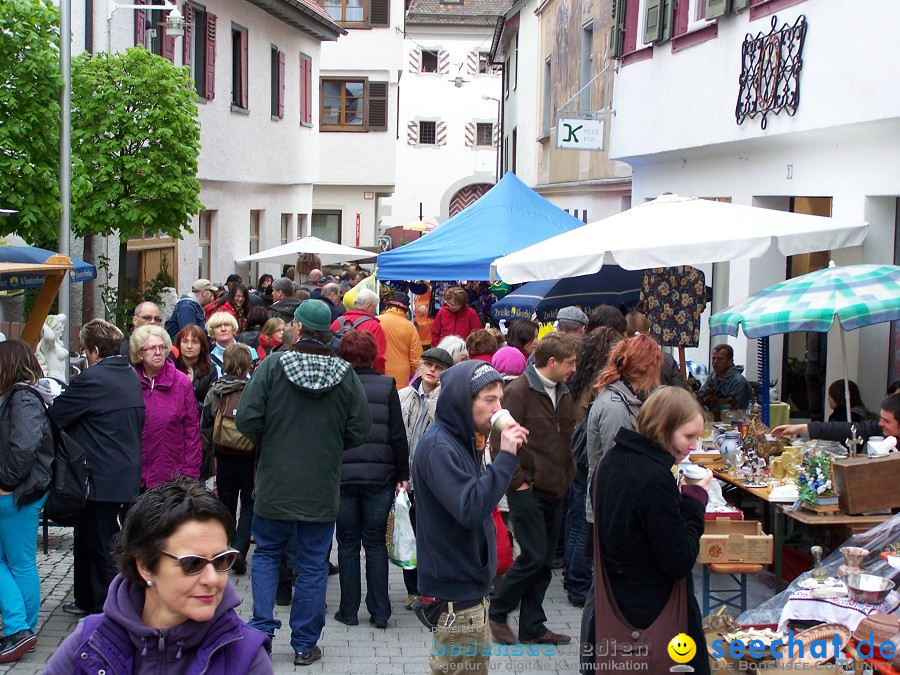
[3,266,900,674]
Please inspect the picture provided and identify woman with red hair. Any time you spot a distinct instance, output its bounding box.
[585,334,661,523]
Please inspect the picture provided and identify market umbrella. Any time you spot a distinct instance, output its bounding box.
[490,266,643,323]
[0,246,96,290]
[402,218,438,233]
[238,236,374,266]
[709,262,900,435]
[491,194,868,283]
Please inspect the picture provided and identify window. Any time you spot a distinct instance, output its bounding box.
[141,1,175,61]
[504,57,510,98]
[312,211,341,243]
[324,0,364,24]
[280,214,292,245]
[320,79,388,132]
[231,25,248,110]
[580,23,593,110]
[541,57,551,136]
[249,210,261,282]
[183,4,216,100]
[299,53,312,126]
[511,127,517,173]
[421,50,439,73]
[476,123,493,146]
[298,213,308,238]
[271,45,285,119]
[198,211,213,280]
[418,120,436,145]
[478,51,492,74]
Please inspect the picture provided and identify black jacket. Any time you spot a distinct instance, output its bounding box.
[236,329,261,350]
[268,298,300,323]
[340,368,409,490]
[190,366,218,409]
[50,356,145,503]
[593,427,709,674]
[412,361,517,601]
[0,384,54,506]
[809,417,881,442]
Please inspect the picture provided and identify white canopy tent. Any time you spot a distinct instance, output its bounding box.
[491,194,869,283]
[238,236,374,266]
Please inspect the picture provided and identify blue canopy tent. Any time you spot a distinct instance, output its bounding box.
[0,246,97,291]
[377,173,585,281]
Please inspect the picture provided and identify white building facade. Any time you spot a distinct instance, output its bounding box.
[73,0,343,290]
[608,0,900,406]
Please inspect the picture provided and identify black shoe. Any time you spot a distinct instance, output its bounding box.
[333,612,358,626]
[294,644,322,666]
[567,594,585,608]
[551,557,565,570]
[276,587,292,606]
[0,630,37,663]
[62,602,89,616]
[328,562,339,576]
[231,556,247,575]
[369,617,388,629]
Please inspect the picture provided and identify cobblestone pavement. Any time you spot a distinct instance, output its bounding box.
[1,527,588,674]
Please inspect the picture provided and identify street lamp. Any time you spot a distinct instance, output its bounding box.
[482,95,501,184]
[107,1,186,44]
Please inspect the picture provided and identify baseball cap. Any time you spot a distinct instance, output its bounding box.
[293,299,333,332]
[192,279,215,293]
[226,274,243,284]
[421,347,453,370]
[557,306,588,326]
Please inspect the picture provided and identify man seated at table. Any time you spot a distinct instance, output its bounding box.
[773,393,900,443]
[699,344,752,411]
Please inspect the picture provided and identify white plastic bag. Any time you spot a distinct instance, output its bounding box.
[389,488,417,569]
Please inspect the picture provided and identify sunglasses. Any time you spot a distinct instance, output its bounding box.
[160,549,240,575]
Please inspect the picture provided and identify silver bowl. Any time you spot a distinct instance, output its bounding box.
[845,573,895,605]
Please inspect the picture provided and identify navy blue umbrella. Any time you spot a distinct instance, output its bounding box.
[0,246,97,291]
[490,267,644,323]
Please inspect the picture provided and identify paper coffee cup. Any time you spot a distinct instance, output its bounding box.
[491,409,516,432]
[681,466,709,485]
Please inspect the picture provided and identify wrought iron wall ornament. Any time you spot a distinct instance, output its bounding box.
[736,14,807,129]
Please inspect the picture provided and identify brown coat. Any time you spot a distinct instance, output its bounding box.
[490,365,576,501]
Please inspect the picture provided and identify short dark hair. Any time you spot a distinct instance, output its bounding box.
[586,305,626,335]
[115,479,235,587]
[713,343,734,360]
[339,330,377,368]
[880,393,900,423]
[506,319,539,354]
[827,379,865,411]
[0,340,43,394]
[298,326,333,345]
[244,306,269,331]
[888,381,900,396]
[80,318,124,358]
[466,329,500,357]
[534,332,578,368]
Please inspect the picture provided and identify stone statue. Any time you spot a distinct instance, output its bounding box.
[159,287,178,324]
[36,314,69,381]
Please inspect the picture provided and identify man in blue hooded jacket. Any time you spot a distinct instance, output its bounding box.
[412,361,528,674]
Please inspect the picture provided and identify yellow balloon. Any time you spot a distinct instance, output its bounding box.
[667,633,696,664]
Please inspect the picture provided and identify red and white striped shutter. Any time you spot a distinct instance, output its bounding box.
[182,3,193,68]
[408,49,420,73]
[438,50,450,75]
[407,120,418,145]
[493,123,500,147]
[466,51,477,75]
[464,122,475,147]
[436,120,447,146]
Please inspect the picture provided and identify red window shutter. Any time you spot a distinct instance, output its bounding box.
[277,50,285,119]
[182,3,193,68]
[240,30,248,109]
[134,0,146,47]
[623,0,640,53]
[204,13,216,100]
[300,55,312,125]
[162,32,175,62]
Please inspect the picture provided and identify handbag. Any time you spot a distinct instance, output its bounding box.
[590,472,688,671]
[493,507,513,575]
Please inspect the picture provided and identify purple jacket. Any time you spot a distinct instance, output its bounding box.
[135,359,201,489]
[43,575,272,675]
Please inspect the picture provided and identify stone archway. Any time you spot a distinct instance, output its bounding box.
[449,183,492,217]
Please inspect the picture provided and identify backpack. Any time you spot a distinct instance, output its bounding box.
[3,385,91,524]
[329,315,371,353]
[211,387,256,454]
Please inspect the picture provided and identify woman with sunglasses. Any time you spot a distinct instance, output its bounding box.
[45,479,273,673]
[130,325,202,489]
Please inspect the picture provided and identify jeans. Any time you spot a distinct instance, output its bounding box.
[0,492,47,635]
[74,500,124,613]
[563,466,592,602]
[336,485,393,621]
[250,514,334,653]
[214,452,255,558]
[489,489,563,641]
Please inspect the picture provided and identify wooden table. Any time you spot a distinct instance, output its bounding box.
[710,466,892,591]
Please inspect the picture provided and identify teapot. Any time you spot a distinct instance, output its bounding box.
[715,430,743,466]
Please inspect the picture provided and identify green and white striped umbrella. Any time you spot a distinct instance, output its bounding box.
[709,263,900,339]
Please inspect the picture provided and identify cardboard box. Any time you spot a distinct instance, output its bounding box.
[697,518,773,564]
[832,453,900,515]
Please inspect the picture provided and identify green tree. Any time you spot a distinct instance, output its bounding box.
[0,0,62,244]
[71,47,202,240]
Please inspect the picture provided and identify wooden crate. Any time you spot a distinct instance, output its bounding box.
[832,454,900,515]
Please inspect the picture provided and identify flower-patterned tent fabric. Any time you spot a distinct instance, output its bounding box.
[639,266,707,347]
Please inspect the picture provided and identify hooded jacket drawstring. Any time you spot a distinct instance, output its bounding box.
[140,637,148,656]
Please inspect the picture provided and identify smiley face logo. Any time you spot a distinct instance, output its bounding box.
[667,633,696,664]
